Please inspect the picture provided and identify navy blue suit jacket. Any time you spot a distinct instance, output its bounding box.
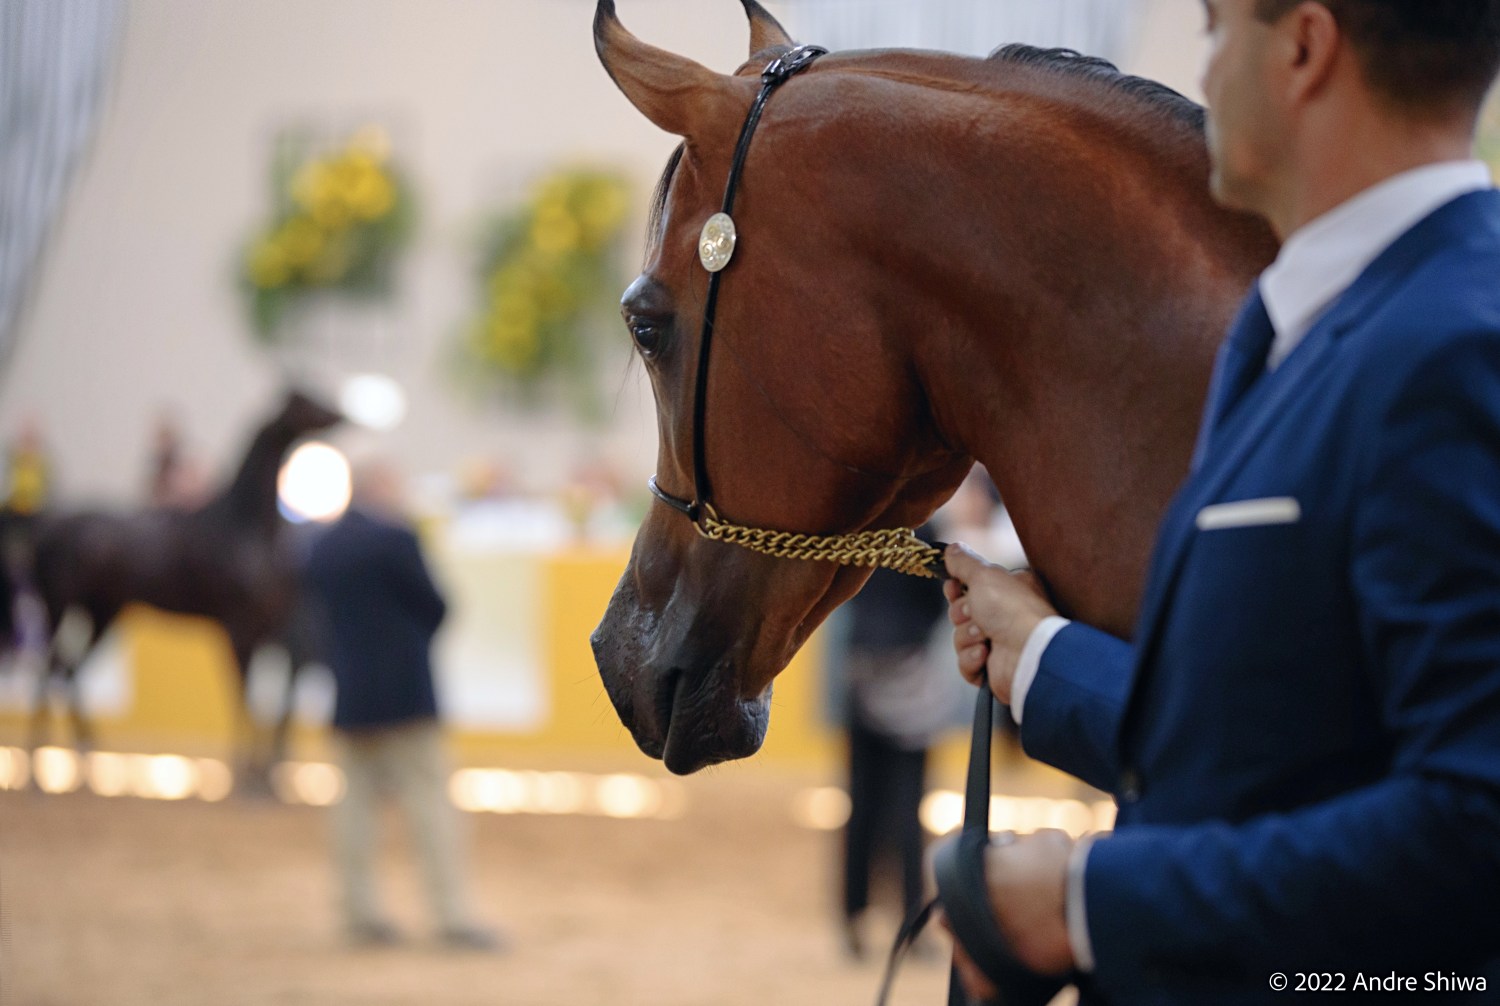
[306,508,446,731]
[1022,190,1500,1002]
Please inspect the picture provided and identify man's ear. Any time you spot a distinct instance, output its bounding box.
[1281,1,1342,106]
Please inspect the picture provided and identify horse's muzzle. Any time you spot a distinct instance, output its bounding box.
[590,626,769,774]
[658,667,769,774]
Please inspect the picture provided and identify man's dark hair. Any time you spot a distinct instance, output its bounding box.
[1255,0,1500,113]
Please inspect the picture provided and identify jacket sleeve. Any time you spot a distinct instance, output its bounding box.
[1079,332,1500,990]
[1018,621,1135,793]
[385,527,448,632]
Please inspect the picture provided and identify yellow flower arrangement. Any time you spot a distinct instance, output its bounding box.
[241,126,413,340]
[463,168,630,399]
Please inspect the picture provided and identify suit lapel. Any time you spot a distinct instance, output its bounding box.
[1190,290,1275,470]
[1130,323,1339,654]
[1128,189,1498,669]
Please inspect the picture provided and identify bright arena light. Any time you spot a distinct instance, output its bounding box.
[339,373,407,431]
[270,760,346,806]
[916,790,1118,839]
[595,773,661,819]
[138,754,198,801]
[920,789,966,836]
[791,786,853,831]
[277,441,352,523]
[0,747,29,790]
[531,771,587,814]
[196,759,235,802]
[86,751,131,797]
[33,746,82,794]
[450,768,527,814]
[294,762,345,806]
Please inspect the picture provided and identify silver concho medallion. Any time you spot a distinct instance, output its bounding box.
[698,212,737,273]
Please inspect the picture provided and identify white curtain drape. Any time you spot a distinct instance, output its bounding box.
[780,0,1140,63]
[0,0,126,379]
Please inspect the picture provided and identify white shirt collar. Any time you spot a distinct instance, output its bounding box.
[1259,160,1493,369]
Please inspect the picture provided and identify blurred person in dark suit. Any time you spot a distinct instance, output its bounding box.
[305,455,499,951]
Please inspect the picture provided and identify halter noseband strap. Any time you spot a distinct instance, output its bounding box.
[648,44,948,580]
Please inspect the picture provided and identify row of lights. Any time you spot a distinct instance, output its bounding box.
[0,747,233,802]
[449,768,687,820]
[0,748,686,821]
[2,748,1116,837]
[791,786,1117,839]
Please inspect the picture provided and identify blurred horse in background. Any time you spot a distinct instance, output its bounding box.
[590,0,1278,773]
[27,389,341,784]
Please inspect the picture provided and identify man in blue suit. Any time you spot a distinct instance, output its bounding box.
[943,1,1500,1001]
[306,456,499,951]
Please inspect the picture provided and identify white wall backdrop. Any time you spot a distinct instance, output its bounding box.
[0,0,1207,506]
[785,0,1140,61]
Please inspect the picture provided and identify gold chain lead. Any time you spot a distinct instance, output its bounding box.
[694,505,944,579]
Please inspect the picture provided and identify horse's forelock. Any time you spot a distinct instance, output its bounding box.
[646,144,686,263]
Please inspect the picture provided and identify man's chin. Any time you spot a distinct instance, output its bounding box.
[1207,170,1257,217]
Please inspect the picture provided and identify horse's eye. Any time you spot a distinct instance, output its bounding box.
[628,319,664,359]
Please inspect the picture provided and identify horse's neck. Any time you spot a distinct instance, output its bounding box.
[898,102,1270,637]
[939,327,1207,638]
[212,424,292,536]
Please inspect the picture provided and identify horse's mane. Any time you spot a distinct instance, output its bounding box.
[642,43,1205,253]
[986,43,1206,132]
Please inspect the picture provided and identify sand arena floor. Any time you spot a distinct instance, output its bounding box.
[1,766,971,1006]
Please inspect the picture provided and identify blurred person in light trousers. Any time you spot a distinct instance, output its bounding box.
[305,456,500,951]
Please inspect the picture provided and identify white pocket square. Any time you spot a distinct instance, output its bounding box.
[1196,497,1302,531]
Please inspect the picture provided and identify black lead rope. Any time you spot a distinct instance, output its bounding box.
[876,682,1071,1006]
[688,44,827,522]
[875,685,997,1006]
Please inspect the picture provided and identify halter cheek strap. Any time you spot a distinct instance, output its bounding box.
[647,44,948,580]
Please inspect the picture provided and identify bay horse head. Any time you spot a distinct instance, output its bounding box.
[591,0,973,774]
[591,1,1275,774]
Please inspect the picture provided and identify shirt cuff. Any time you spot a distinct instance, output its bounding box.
[1067,832,1099,973]
[1009,616,1070,725]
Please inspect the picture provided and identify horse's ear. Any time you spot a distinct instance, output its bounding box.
[740,0,794,55]
[595,0,739,138]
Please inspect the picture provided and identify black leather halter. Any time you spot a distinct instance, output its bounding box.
[646,42,829,527]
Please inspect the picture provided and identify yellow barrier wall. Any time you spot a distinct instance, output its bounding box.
[2,542,1017,786]
[1,547,842,771]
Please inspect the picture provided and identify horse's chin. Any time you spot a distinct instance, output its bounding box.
[659,687,771,775]
[609,670,771,774]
